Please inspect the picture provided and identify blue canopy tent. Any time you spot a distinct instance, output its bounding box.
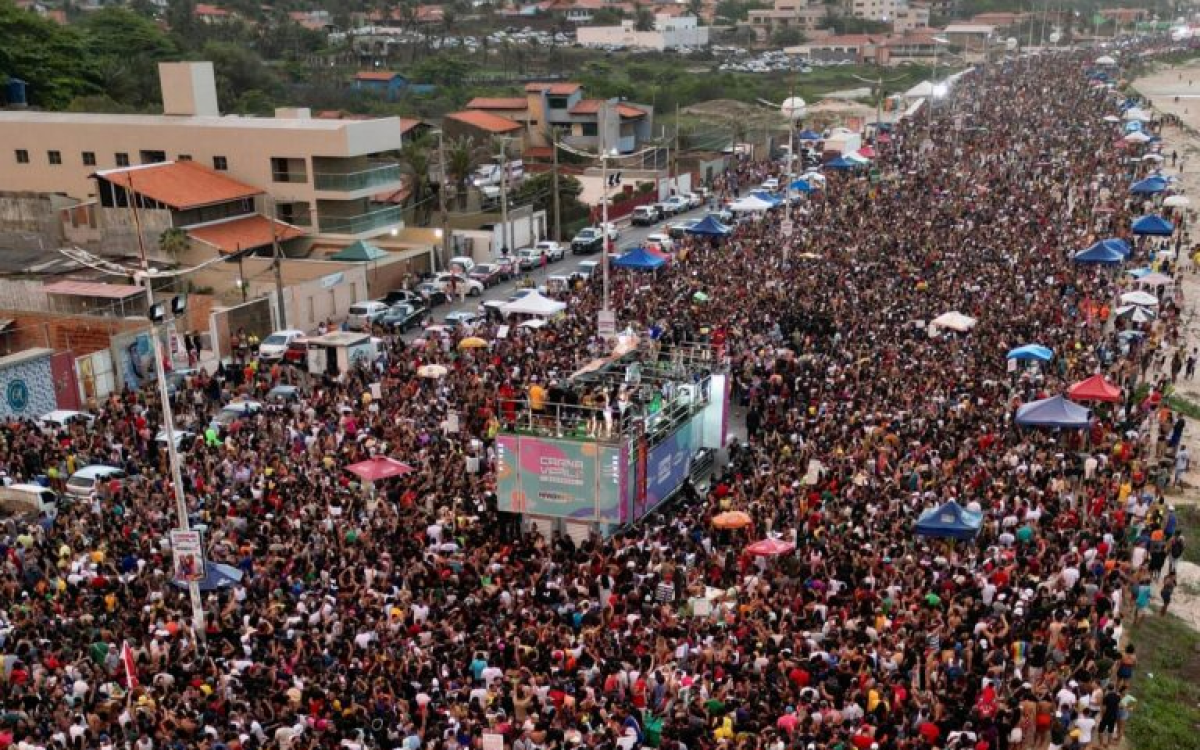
[1073,243,1125,264]
[1006,344,1053,362]
[1131,214,1175,236]
[1123,120,1143,134]
[1130,176,1168,194]
[1014,395,1092,429]
[915,501,984,540]
[798,129,822,141]
[613,247,667,270]
[1103,238,1132,256]
[826,156,859,170]
[172,562,245,593]
[686,215,733,236]
[749,191,783,206]
[790,179,817,193]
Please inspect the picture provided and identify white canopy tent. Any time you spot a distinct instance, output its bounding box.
[500,291,567,317]
[729,195,776,212]
[1123,108,1152,122]
[930,311,978,332]
[904,81,935,99]
[1095,55,1118,66]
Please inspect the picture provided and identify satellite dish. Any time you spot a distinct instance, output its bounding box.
[1048,31,1061,44]
[781,97,807,122]
[1006,37,1019,50]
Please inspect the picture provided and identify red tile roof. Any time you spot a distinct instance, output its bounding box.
[194,3,229,16]
[398,117,423,135]
[187,215,306,255]
[617,104,646,119]
[445,110,523,134]
[569,100,647,119]
[467,97,529,110]
[525,82,582,95]
[355,71,402,81]
[97,161,262,211]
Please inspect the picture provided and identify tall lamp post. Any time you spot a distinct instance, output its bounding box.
[780,96,806,261]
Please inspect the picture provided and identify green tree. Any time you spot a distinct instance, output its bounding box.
[686,0,705,23]
[158,228,191,258]
[512,171,583,215]
[714,0,766,23]
[0,0,99,108]
[445,137,477,210]
[401,139,434,225]
[199,41,282,111]
[771,27,805,47]
[79,8,178,107]
[634,6,655,31]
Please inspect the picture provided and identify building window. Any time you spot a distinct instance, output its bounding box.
[140,150,166,164]
[48,150,62,165]
[82,151,96,166]
[213,155,228,171]
[547,95,569,110]
[178,154,192,161]
[15,149,29,164]
[581,122,598,137]
[115,152,130,167]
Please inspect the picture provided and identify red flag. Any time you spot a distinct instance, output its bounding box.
[121,641,139,689]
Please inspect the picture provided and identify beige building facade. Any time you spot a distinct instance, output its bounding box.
[0,63,409,239]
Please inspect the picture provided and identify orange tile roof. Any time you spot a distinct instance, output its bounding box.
[569,99,603,115]
[194,3,229,15]
[525,82,582,95]
[398,117,423,135]
[445,110,523,134]
[617,104,646,119]
[97,161,262,211]
[467,97,528,110]
[355,71,402,81]
[187,215,306,255]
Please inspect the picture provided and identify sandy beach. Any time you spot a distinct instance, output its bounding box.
[1133,60,1200,631]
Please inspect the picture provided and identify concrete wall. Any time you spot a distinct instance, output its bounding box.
[0,192,71,239]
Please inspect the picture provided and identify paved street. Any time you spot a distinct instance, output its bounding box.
[421,205,713,325]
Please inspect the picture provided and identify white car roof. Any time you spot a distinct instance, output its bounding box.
[71,465,122,479]
[40,410,89,422]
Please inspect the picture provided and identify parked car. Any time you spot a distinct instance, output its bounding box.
[495,256,518,279]
[516,247,542,270]
[282,337,311,367]
[258,329,307,361]
[571,227,604,255]
[378,302,428,333]
[645,233,675,252]
[663,196,690,214]
[760,177,780,191]
[211,400,263,430]
[155,428,197,451]
[0,484,60,520]
[535,240,565,261]
[469,263,504,288]
[597,223,620,241]
[683,192,705,209]
[447,256,476,274]
[415,282,450,306]
[576,259,601,279]
[443,310,484,330]
[380,289,423,307]
[631,205,660,226]
[346,301,390,330]
[432,272,484,297]
[653,201,675,218]
[65,465,129,498]
[667,219,699,239]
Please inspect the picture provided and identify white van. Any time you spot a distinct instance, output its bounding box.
[473,161,525,187]
[577,260,601,280]
[447,256,476,274]
[65,465,128,498]
[0,483,60,519]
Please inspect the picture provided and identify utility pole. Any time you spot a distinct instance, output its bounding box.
[499,137,511,255]
[551,131,562,243]
[436,129,450,271]
[672,102,680,195]
[268,197,287,329]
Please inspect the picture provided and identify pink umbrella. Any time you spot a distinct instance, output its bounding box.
[345,455,415,481]
[745,538,796,557]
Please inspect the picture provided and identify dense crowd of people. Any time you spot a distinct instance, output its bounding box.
[1,43,1197,750]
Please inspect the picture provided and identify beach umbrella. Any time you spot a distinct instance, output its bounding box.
[1120,290,1158,306]
[1130,176,1167,194]
[1067,374,1122,403]
[931,311,978,332]
[1095,55,1117,65]
[458,336,488,349]
[1136,272,1173,287]
[693,291,710,303]
[1124,131,1152,143]
[345,455,415,481]
[417,364,448,378]
[1163,195,1191,207]
[1143,153,1165,162]
[1102,115,1121,123]
[858,145,877,158]
[1123,108,1151,122]
[1006,344,1053,362]
[712,511,753,529]
[746,538,796,556]
[1131,215,1175,236]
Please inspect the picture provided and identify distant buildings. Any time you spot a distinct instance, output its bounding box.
[577,14,710,50]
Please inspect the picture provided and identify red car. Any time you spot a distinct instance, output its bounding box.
[469,263,506,288]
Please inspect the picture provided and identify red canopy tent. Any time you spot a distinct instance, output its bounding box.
[345,455,415,481]
[1067,374,1122,403]
[745,538,796,556]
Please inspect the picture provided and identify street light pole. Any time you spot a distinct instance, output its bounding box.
[601,147,611,320]
[137,271,206,645]
[436,129,450,271]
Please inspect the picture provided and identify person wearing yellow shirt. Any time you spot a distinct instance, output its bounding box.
[529,381,547,412]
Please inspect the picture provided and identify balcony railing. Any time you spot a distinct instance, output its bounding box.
[313,162,402,192]
[319,205,404,235]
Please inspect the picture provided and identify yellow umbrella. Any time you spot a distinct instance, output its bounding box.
[711,510,752,530]
[458,337,488,350]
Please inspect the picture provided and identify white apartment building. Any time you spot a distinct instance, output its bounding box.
[849,0,930,30]
[577,14,710,50]
[0,62,408,239]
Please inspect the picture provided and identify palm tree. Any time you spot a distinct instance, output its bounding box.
[445,137,477,210]
[401,140,433,225]
[158,228,190,259]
